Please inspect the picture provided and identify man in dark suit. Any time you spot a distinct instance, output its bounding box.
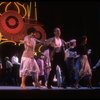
[45,27,68,89]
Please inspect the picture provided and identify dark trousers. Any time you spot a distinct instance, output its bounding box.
[65,58,77,86]
[39,75,45,86]
[4,68,13,85]
[12,64,20,86]
[47,52,67,87]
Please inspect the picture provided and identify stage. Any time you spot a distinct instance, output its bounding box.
[0,86,100,99]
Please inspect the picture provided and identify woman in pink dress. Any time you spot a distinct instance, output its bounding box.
[20,31,40,89]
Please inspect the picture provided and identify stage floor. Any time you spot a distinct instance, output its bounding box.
[0,86,100,90]
[0,86,100,99]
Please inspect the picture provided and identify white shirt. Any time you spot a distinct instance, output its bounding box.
[54,37,62,48]
[11,56,20,65]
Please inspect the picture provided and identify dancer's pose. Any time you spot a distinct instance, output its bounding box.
[75,35,92,88]
[20,31,41,89]
[45,27,68,88]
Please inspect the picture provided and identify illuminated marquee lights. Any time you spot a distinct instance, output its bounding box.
[0,32,16,45]
[0,2,5,6]
[4,2,27,18]
[5,2,11,12]
[0,1,46,55]
[27,2,31,19]
[0,2,6,15]
[16,2,27,18]
[38,45,43,52]
[0,2,28,44]
[14,2,20,14]
[0,32,8,41]
[0,2,27,17]
[0,40,16,45]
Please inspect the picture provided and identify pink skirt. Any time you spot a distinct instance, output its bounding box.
[19,57,40,77]
[79,55,92,79]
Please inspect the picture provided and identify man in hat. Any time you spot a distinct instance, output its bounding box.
[65,39,78,87]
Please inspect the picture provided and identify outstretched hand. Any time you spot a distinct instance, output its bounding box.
[92,66,96,70]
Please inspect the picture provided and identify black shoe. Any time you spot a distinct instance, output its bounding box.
[47,85,52,89]
[62,85,67,89]
[87,85,92,89]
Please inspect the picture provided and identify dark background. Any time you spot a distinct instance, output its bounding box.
[36,1,100,65]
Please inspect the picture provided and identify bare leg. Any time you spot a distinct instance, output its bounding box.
[88,75,92,88]
[32,59,40,87]
[34,72,41,87]
[20,76,26,89]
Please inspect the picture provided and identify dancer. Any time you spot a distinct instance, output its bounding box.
[11,53,20,86]
[20,31,41,89]
[75,35,92,88]
[45,27,68,88]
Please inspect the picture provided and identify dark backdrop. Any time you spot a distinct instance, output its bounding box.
[37,1,100,65]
